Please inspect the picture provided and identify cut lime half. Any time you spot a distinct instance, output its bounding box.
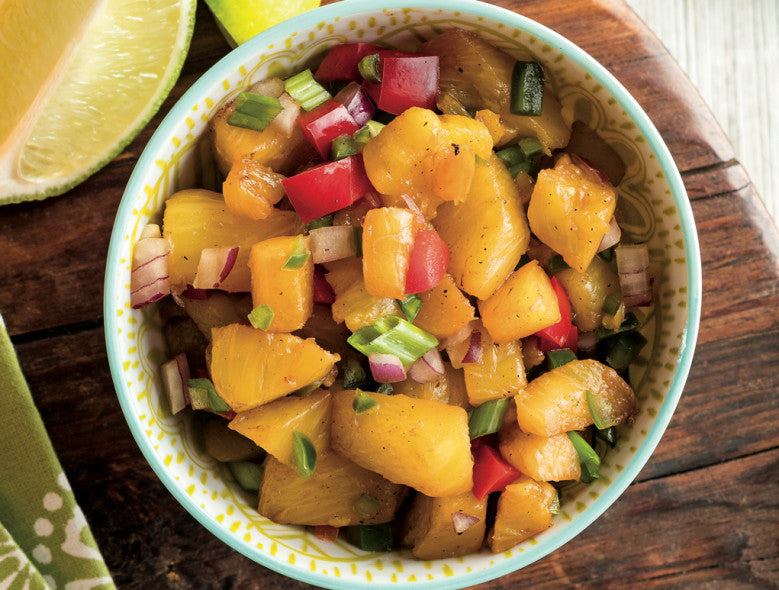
[0,0,197,205]
[205,0,321,47]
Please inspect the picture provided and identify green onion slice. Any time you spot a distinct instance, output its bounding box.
[344,524,393,552]
[586,389,609,430]
[547,349,577,370]
[306,213,334,231]
[228,461,264,492]
[354,493,382,516]
[358,53,381,83]
[352,389,378,414]
[292,431,317,478]
[283,235,310,269]
[331,134,358,160]
[468,398,511,439]
[187,378,231,413]
[353,120,385,145]
[284,69,332,111]
[567,431,600,482]
[510,61,544,116]
[348,315,438,366]
[397,294,423,322]
[248,304,274,330]
[227,92,283,132]
[343,359,368,389]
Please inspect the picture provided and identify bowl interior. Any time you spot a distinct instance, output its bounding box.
[104,1,701,588]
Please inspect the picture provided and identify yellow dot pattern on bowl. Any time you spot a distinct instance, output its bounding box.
[110,6,693,587]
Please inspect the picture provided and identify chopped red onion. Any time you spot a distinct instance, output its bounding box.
[616,243,652,307]
[577,330,599,354]
[249,77,284,98]
[368,353,407,383]
[442,320,477,350]
[399,193,427,226]
[597,217,622,252]
[408,348,445,383]
[130,232,171,309]
[451,512,480,534]
[181,285,212,300]
[309,226,357,264]
[268,92,300,137]
[192,246,239,289]
[570,153,610,184]
[334,82,375,127]
[447,329,482,368]
[461,330,483,364]
[139,223,162,240]
[160,352,190,414]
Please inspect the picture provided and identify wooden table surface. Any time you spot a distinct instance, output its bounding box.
[1,0,777,587]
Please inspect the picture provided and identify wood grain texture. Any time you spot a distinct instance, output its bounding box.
[2,0,777,588]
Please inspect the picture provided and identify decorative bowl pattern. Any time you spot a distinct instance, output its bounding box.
[104,0,701,588]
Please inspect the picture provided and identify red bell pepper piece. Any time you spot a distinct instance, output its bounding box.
[314,525,340,541]
[537,324,578,354]
[535,277,573,348]
[282,155,373,223]
[297,99,360,160]
[471,443,521,501]
[405,228,449,294]
[313,265,336,304]
[315,43,383,82]
[362,54,439,115]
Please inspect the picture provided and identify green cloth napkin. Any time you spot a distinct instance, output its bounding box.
[0,315,114,589]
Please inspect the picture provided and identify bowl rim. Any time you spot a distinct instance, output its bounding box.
[104,0,702,587]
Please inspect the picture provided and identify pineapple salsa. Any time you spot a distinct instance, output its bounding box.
[131,28,652,557]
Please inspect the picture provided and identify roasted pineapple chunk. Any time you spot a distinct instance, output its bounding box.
[362,207,416,300]
[325,258,401,331]
[434,153,530,300]
[209,324,339,412]
[488,476,557,552]
[555,256,621,333]
[463,325,527,407]
[392,362,470,409]
[514,359,637,436]
[413,274,475,341]
[223,158,286,221]
[331,390,473,497]
[258,452,406,527]
[499,419,581,481]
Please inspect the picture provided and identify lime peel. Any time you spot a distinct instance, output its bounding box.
[204,0,321,47]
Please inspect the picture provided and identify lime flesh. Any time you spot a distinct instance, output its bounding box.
[205,0,321,47]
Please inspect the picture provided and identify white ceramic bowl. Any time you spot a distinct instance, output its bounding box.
[104,0,702,587]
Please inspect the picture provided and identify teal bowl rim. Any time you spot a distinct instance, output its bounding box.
[104,0,702,587]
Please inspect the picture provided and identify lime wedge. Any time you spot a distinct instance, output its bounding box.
[205,0,321,47]
[0,0,196,205]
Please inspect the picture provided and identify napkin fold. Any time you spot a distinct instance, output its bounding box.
[0,315,114,589]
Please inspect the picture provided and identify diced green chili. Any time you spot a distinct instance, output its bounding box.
[248,304,274,330]
[352,389,377,414]
[510,61,544,116]
[344,524,393,552]
[292,431,317,478]
[567,431,600,482]
[358,53,381,83]
[282,235,309,269]
[187,378,231,413]
[397,293,423,323]
[547,349,577,370]
[605,330,648,371]
[343,358,368,389]
[228,461,264,492]
[354,493,382,517]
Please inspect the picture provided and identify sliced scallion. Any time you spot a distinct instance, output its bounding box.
[187,378,231,413]
[283,235,310,269]
[352,389,377,414]
[510,61,544,116]
[248,304,274,330]
[567,431,600,482]
[227,92,284,132]
[348,315,438,366]
[284,69,332,111]
[353,120,385,145]
[306,213,334,231]
[547,349,577,370]
[343,358,368,389]
[292,431,317,478]
[586,389,608,430]
[344,524,393,552]
[468,398,511,439]
[331,134,358,160]
[354,493,382,516]
[358,53,381,83]
[397,293,423,322]
[228,461,264,492]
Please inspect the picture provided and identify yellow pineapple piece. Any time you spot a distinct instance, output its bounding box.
[499,420,581,481]
[555,256,621,332]
[163,189,303,292]
[463,325,527,406]
[514,359,637,436]
[331,390,473,497]
[362,207,416,300]
[413,274,475,340]
[488,476,557,553]
[223,158,286,221]
[229,389,331,468]
[258,452,406,527]
[209,324,339,412]
[527,154,617,272]
[248,235,313,332]
[392,362,470,409]
[434,153,530,299]
[325,258,401,331]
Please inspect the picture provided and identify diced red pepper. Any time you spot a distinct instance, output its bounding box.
[315,43,383,82]
[405,228,449,294]
[535,277,573,348]
[297,99,360,160]
[313,265,336,304]
[537,324,578,354]
[314,525,340,541]
[362,54,439,115]
[471,443,521,501]
[282,155,373,223]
